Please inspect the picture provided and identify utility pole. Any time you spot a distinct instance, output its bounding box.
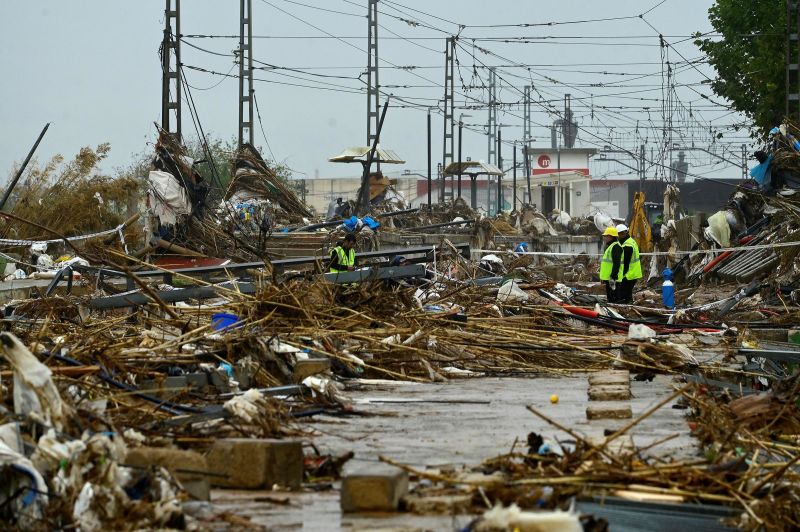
[497,128,503,213]
[367,0,380,170]
[523,85,532,204]
[161,0,181,141]
[512,143,517,210]
[427,109,432,209]
[639,143,646,192]
[238,0,254,147]
[458,119,463,198]
[787,0,800,121]
[358,99,389,213]
[487,67,497,165]
[523,85,532,148]
[741,143,747,180]
[442,36,455,202]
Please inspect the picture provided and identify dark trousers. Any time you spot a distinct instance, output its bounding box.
[619,279,636,303]
[604,281,618,303]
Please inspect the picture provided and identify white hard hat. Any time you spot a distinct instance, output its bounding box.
[615,223,629,233]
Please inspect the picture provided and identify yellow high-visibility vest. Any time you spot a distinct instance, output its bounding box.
[599,241,621,281]
[330,246,355,273]
[621,238,642,280]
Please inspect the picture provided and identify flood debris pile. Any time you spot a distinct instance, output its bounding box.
[225,143,312,227]
[146,132,313,262]
[0,332,188,530]
[371,379,799,530]
[0,230,624,529]
[4,118,800,531]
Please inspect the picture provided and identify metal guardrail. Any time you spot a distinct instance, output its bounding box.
[88,264,427,309]
[71,244,470,289]
[738,348,800,363]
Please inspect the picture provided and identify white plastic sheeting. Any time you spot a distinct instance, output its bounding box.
[0,332,68,430]
[497,280,530,303]
[147,170,192,226]
[0,440,48,527]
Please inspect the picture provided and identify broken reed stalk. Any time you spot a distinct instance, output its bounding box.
[748,452,800,496]
[120,266,180,320]
[279,339,427,382]
[525,404,625,467]
[378,455,485,487]
[586,385,690,461]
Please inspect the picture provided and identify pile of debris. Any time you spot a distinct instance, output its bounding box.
[371,377,799,530]
[146,132,313,263]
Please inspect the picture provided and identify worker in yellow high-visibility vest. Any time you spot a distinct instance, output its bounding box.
[616,223,642,303]
[328,233,357,273]
[598,226,623,303]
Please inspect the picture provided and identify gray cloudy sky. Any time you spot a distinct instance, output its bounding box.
[1,0,747,184]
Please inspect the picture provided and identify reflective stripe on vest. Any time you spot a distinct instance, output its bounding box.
[598,242,620,281]
[330,246,355,273]
[621,238,642,280]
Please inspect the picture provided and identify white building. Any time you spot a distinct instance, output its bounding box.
[525,147,597,217]
[292,175,418,215]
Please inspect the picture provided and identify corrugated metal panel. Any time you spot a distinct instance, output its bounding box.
[442,161,503,176]
[328,146,405,164]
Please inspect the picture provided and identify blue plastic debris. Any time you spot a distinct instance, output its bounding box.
[362,216,380,230]
[211,312,242,332]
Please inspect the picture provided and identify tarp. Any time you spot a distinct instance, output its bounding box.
[147,170,192,226]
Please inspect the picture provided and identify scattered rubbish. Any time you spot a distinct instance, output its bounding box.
[2,67,800,530]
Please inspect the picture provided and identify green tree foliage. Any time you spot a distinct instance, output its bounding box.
[4,144,141,239]
[695,0,786,134]
[184,135,294,191]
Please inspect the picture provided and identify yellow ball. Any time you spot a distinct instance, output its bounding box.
[550,394,559,404]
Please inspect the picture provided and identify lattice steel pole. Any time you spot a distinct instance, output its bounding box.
[238,0,254,147]
[441,36,455,202]
[367,0,380,150]
[487,67,497,165]
[161,0,181,140]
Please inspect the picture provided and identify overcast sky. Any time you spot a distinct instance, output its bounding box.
[1,0,747,187]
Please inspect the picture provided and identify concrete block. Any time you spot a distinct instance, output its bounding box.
[586,403,632,420]
[208,368,231,393]
[125,447,210,501]
[588,384,631,401]
[293,358,331,382]
[588,370,630,386]
[233,366,252,389]
[184,372,209,391]
[340,467,409,513]
[405,493,472,514]
[205,438,303,489]
[141,376,189,399]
